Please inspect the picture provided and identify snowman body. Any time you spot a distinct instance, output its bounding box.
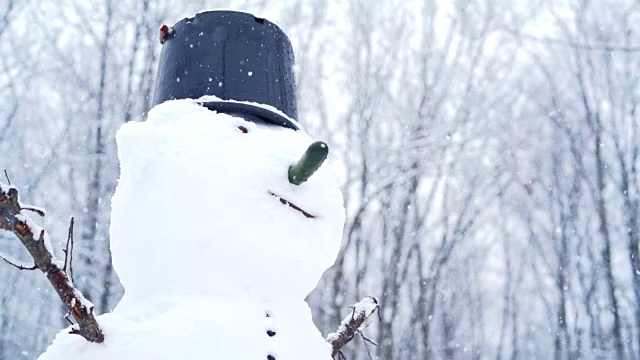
[38,99,345,359]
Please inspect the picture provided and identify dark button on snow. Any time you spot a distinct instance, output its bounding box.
[266,330,276,337]
[267,355,276,360]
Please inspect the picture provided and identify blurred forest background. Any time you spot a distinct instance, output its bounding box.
[1,0,640,359]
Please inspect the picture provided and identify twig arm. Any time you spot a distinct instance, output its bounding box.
[326,296,379,358]
[0,183,104,343]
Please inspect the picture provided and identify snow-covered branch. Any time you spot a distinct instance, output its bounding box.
[0,182,104,343]
[327,296,379,358]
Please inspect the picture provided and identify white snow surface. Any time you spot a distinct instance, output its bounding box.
[110,98,344,302]
[196,95,302,130]
[40,297,332,360]
[39,99,345,359]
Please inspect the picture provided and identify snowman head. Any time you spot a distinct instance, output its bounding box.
[109,11,345,303]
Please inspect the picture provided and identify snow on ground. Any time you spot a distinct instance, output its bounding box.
[40,297,332,360]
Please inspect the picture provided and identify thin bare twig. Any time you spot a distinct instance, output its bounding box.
[360,333,376,360]
[64,312,74,325]
[69,218,75,284]
[0,183,104,343]
[502,26,640,52]
[0,252,36,270]
[3,170,10,185]
[20,206,45,217]
[63,217,75,284]
[360,333,378,346]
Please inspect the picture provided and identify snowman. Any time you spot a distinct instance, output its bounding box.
[39,10,345,360]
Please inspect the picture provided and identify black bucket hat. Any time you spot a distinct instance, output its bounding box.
[152,10,299,130]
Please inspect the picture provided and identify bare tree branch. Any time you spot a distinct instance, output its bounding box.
[0,0,17,39]
[327,296,379,358]
[502,26,640,52]
[0,252,36,270]
[19,206,45,217]
[0,183,104,343]
[63,217,75,284]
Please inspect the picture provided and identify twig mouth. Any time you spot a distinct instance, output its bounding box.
[268,192,316,219]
